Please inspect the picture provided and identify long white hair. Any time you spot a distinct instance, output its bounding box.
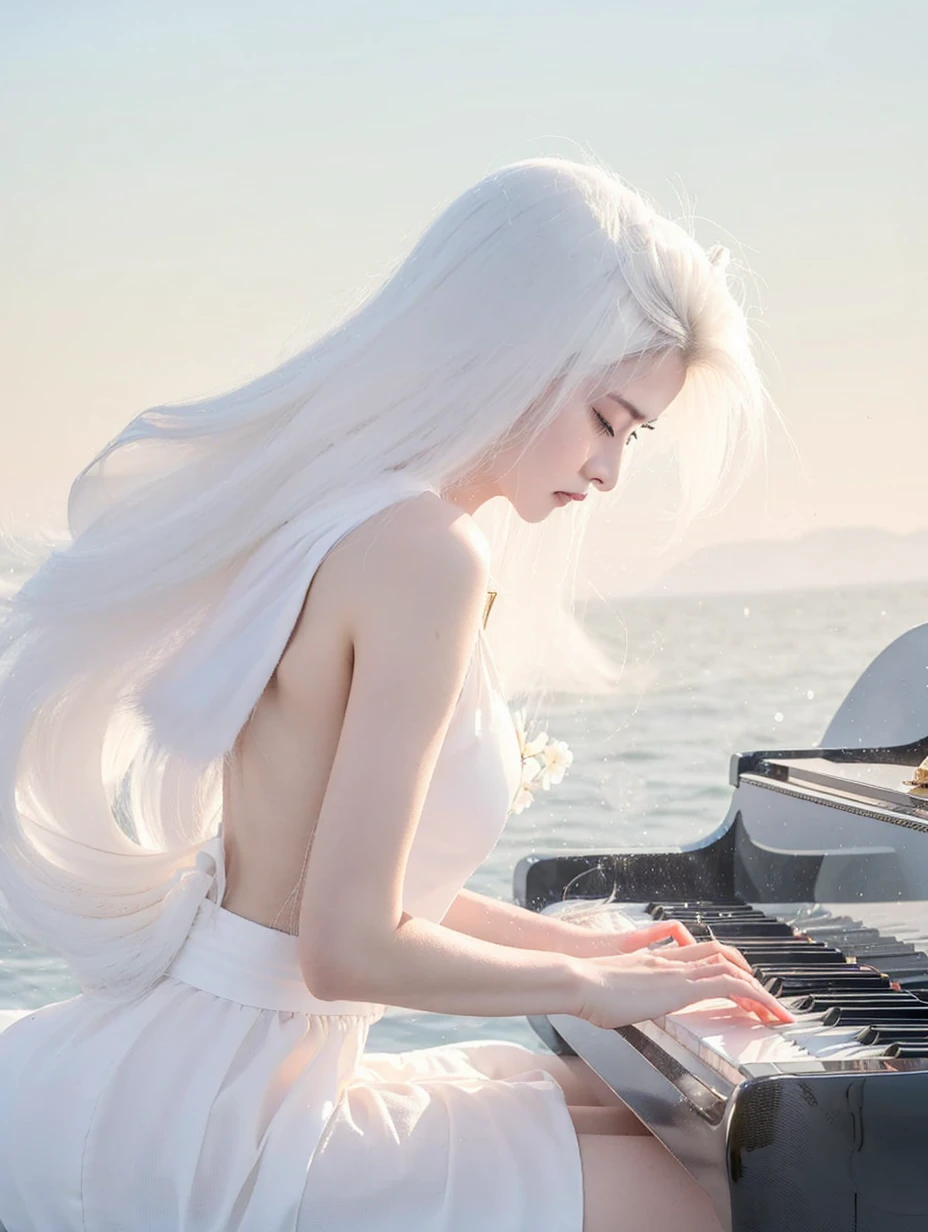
[0,155,772,1000]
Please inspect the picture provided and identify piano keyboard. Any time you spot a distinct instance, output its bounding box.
[517,650,928,1231]
[550,897,928,1087]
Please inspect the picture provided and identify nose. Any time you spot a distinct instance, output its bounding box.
[586,440,626,494]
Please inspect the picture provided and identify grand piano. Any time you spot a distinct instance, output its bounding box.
[514,622,928,1232]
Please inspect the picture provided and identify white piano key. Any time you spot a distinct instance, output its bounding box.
[543,898,922,1078]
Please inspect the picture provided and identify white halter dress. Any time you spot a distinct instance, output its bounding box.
[0,485,585,1232]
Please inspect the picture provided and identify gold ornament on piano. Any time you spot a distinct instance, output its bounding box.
[904,755,928,796]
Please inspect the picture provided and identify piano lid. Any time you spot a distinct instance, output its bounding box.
[758,757,928,819]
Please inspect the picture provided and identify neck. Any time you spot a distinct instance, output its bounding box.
[438,474,501,515]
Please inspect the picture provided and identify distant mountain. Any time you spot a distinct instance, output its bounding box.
[647,527,928,597]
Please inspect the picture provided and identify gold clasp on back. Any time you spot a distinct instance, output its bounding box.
[482,589,498,629]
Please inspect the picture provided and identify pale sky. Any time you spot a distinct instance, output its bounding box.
[1,1,924,592]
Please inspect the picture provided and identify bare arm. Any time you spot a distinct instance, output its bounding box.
[295,494,791,1029]
[440,887,598,954]
[441,887,704,960]
[296,497,584,1018]
[327,912,585,1016]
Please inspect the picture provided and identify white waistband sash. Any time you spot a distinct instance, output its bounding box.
[166,898,385,1019]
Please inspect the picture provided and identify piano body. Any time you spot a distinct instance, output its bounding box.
[514,622,928,1232]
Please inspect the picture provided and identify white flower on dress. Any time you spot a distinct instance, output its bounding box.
[538,738,573,789]
[509,708,573,814]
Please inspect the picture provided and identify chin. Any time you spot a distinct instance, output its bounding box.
[505,491,557,524]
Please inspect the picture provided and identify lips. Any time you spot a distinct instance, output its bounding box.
[555,491,586,501]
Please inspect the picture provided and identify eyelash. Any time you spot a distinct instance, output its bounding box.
[592,409,613,437]
[592,408,656,441]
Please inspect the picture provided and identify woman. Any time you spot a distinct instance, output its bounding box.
[0,156,793,1231]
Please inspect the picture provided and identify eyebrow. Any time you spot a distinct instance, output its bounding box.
[604,392,653,423]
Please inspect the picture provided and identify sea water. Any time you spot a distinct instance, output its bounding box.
[2,581,926,1054]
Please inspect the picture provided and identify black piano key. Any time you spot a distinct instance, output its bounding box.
[857,1026,928,1045]
[800,928,883,945]
[678,909,776,918]
[874,968,928,985]
[766,974,890,996]
[894,974,928,990]
[648,898,747,906]
[668,905,772,916]
[655,903,764,912]
[742,949,846,967]
[704,923,798,939]
[866,951,928,967]
[844,943,917,960]
[868,956,928,976]
[645,900,746,915]
[791,994,919,1013]
[822,1006,928,1027]
[647,898,747,905]
[734,946,838,956]
[732,940,833,952]
[883,1043,928,1059]
[646,906,928,996]
[754,963,877,979]
[798,916,860,933]
[653,909,766,923]
[809,929,896,943]
[779,943,925,970]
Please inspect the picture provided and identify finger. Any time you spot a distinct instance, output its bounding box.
[631,921,697,950]
[688,957,784,1003]
[732,996,789,1027]
[694,941,752,975]
[685,951,754,980]
[708,976,795,1023]
[718,943,753,975]
[663,920,697,947]
[725,986,790,1023]
[668,941,716,960]
[733,995,793,1026]
[664,941,753,975]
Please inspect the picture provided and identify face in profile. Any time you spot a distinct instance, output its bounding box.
[492,349,688,522]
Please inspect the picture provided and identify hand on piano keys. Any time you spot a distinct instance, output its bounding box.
[553,896,928,1072]
[568,933,796,1032]
[561,912,763,981]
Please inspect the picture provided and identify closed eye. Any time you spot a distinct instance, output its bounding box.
[592,408,614,437]
[594,406,657,442]
[628,423,656,443]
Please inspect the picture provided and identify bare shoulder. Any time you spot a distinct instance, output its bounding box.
[325,491,490,635]
[294,494,490,976]
[279,491,489,690]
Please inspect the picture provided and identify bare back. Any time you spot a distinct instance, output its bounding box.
[218,553,354,935]
[219,490,485,935]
